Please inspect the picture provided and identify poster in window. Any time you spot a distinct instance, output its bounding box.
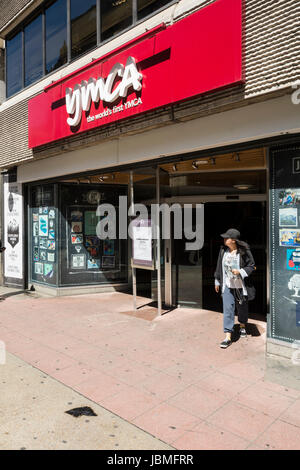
[102,256,115,268]
[34,263,43,274]
[103,240,114,256]
[84,211,99,236]
[87,246,99,258]
[71,210,83,221]
[44,263,54,278]
[33,222,39,237]
[47,252,55,262]
[72,254,86,269]
[85,235,100,246]
[39,238,48,249]
[33,247,39,261]
[279,230,300,247]
[39,215,48,237]
[88,258,101,269]
[49,209,56,219]
[279,190,300,206]
[40,251,47,261]
[71,221,83,233]
[49,229,55,240]
[4,182,23,280]
[72,234,83,244]
[279,208,298,227]
[47,240,56,251]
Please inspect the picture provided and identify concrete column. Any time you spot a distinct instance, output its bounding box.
[0,39,5,104]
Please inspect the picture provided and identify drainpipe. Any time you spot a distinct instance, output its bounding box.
[0,39,5,104]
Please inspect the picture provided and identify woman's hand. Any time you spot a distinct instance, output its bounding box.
[232,269,240,276]
[215,285,220,293]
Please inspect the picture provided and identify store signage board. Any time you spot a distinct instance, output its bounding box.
[28,0,243,148]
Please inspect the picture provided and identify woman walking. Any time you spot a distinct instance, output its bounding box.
[214,228,256,349]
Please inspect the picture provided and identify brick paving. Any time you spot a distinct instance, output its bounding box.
[0,290,300,450]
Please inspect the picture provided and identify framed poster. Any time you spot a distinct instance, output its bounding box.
[102,256,115,268]
[88,258,101,269]
[279,208,298,227]
[4,182,23,280]
[39,215,48,237]
[84,211,99,236]
[279,230,300,247]
[34,263,43,275]
[103,240,114,256]
[71,221,83,233]
[72,234,83,244]
[72,254,86,269]
[132,219,154,269]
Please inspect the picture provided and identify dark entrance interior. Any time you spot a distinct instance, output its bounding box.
[202,201,267,316]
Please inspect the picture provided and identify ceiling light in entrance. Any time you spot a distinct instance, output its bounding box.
[233,184,254,190]
[192,160,209,169]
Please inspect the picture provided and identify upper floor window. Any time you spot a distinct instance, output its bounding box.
[45,0,68,74]
[71,0,97,59]
[101,0,133,43]
[24,15,43,87]
[5,0,175,98]
[6,31,22,97]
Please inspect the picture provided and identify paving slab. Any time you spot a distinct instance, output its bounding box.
[0,353,172,450]
[0,290,299,450]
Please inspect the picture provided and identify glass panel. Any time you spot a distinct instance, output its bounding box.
[101,0,132,42]
[24,15,43,87]
[270,146,300,341]
[137,0,171,20]
[171,210,203,309]
[30,185,58,287]
[45,0,67,74]
[6,32,23,97]
[71,0,97,59]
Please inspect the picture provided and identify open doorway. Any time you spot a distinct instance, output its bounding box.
[202,201,267,315]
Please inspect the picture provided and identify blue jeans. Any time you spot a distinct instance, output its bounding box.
[222,286,248,333]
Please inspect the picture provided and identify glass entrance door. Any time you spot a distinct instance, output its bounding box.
[164,208,203,308]
[164,199,267,315]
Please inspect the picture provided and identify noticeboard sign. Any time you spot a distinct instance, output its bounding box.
[132,219,154,270]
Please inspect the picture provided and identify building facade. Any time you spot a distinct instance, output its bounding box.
[0,0,300,360]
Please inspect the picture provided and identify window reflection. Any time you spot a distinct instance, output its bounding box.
[101,0,133,42]
[45,0,67,74]
[137,0,172,20]
[25,15,43,87]
[6,0,174,97]
[6,32,23,97]
[71,0,97,59]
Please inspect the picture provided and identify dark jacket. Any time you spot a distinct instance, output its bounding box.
[214,245,256,300]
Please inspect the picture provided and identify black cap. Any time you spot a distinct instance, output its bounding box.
[221,228,240,240]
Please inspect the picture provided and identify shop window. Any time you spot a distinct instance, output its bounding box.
[24,15,43,87]
[101,0,133,42]
[6,32,23,97]
[137,0,172,20]
[30,184,58,287]
[60,184,128,287]
[71,0,97,59]
[45,0,67,74]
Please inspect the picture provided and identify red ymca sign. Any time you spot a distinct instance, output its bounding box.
[28,0,243,148]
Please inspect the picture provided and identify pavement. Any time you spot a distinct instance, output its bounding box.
[0,288,300,450]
